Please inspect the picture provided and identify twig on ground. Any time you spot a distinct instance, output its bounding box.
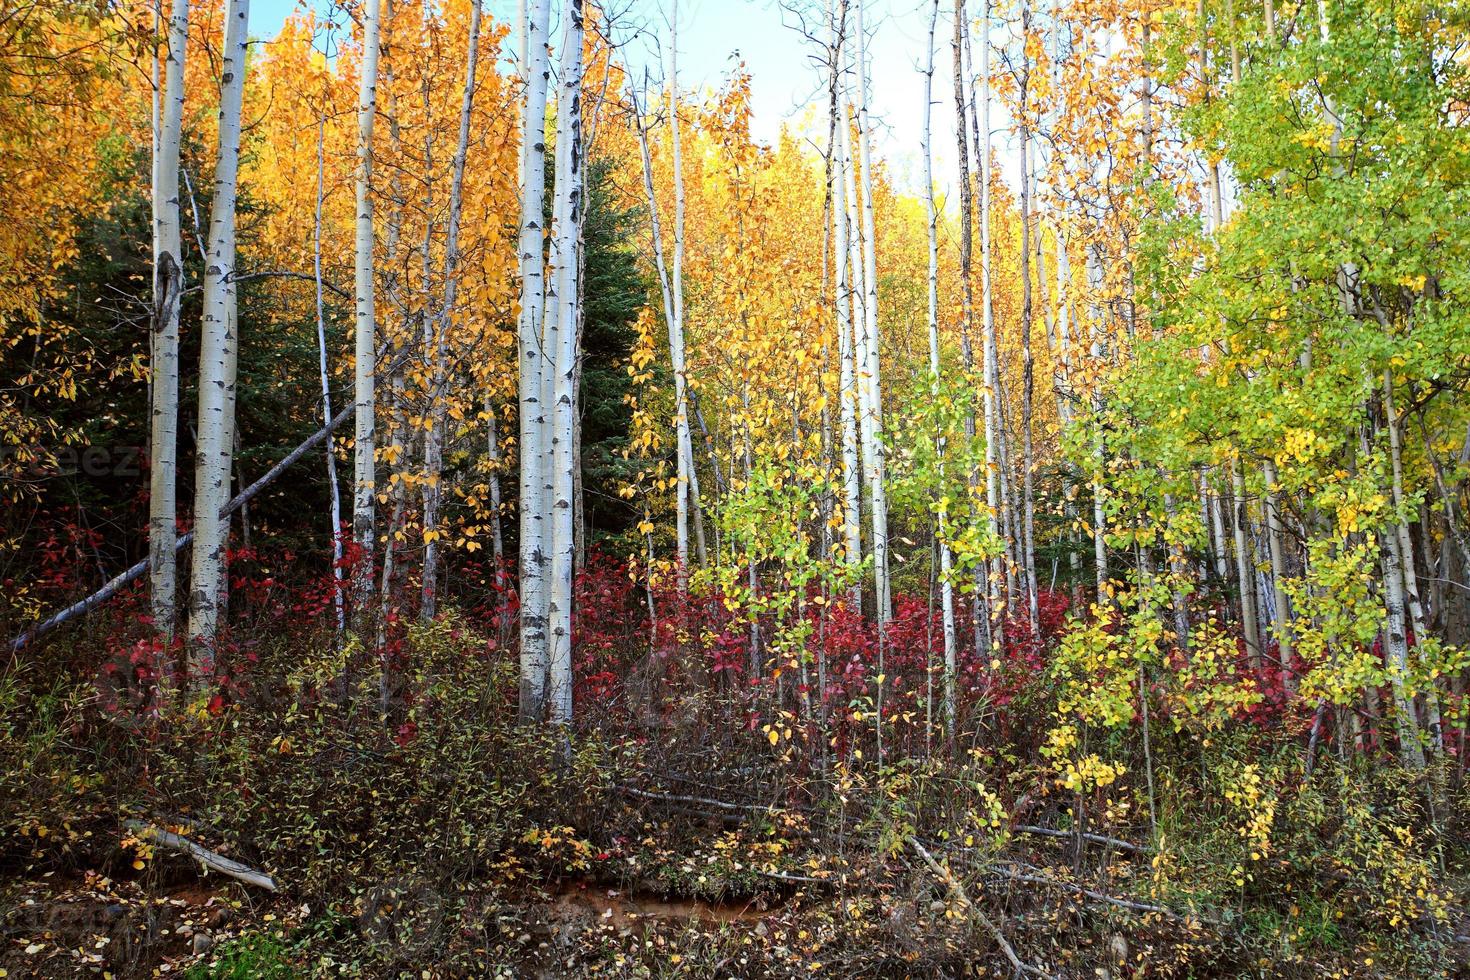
[909,837,1054,979]
[1013,824,1147,855]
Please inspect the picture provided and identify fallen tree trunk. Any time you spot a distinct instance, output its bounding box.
[10,399,357,653]
[125,819,279,892]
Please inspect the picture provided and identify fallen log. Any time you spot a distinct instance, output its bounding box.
[124,819,279,892]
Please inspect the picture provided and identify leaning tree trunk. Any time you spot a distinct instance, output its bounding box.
[187,0,250,671]
[150,0,189,642]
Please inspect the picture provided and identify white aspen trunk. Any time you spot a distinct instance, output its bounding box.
[978,0,1004,631]
[668,1,700,584]
[1230,457,1263,670]
[1053,233,1082,587]
[1383,373,1443,752]
[547,0,586,728]
[851,0,890,627]
[1262,458,1290,683]
[313,115,345,634]
[351,0,383,620]
[952,1,991,658]
[517,0,552,723]
[1016,22,1039,635]
[218,282,239,615]
[829,15,863,601]
[921,0,956,737]
[187,0,250,667]
[1084,242,1109,594]
[1382,498,1427,769]
[150,0,188,641]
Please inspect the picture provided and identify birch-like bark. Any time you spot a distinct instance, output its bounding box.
[1381,485,1427,769]
[668,1,701,582]
[1016,7,1038,633]
[187,0,250,665]
[829,7,862,599]
[1383,373,1443,752]
[1230,456,1263,671]
[921,0,956,737]
[838,98,867,599]
[517,0,552,723]
[1262,457,1290,683]
[351,0,383,619]
[851,0,890,626]
[1084,242,1109,594]
[978,0,1004,631]
[547,0,586,728]
[952,2,991,658]
[314,115,345,634]
[150,0,188,641]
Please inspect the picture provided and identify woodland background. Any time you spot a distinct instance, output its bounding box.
[1,0,1469,975]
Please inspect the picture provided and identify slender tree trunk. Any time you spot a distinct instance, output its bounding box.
[517,0,553,723]
[314,114,345,634]
[839,98,867,611]
[150,0,188,643]
[419,0,483,621]
[668,1,703,575]
[1262,458,1290,683]
[187,0,250,669]
[978,0,1005,635]
[921,0,957,738]
[952,0,990,658]
[1383,373,1443,752]
[352,0,384,623]
[851,0,890,627]
[546,0,586,729]
[1016,15,1038,635]
[1084,243,1109,596]
[1230,457,1262,671]
[829,10,863,603]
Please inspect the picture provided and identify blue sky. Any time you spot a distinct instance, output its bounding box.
[247,0,1014,198]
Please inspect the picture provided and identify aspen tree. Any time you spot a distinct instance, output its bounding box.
[1015,0,1039,633]
[829,0,862,601]
[352,0,383,619]
[952,0,991,658]
[978,0,1005,632]
[920,0,956,737]
[547,0,586,727]
[187,0,251,664]
[851,0,890,627]
[149,0,188,640]
[517,0,552,723]
[314,113,345,634]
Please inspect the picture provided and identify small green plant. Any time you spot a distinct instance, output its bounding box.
[182,933,295,979]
